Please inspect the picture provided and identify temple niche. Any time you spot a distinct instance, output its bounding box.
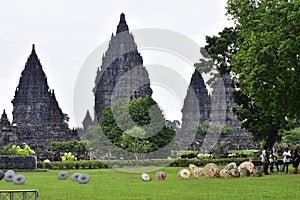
[0,45,78,158]
[93,13,153,122]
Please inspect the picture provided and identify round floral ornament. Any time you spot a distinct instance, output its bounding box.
[155,171,167,181]
[141,173,152,181]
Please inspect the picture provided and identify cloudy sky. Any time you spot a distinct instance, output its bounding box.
[0,0,233,127]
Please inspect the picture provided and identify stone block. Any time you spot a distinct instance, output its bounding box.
[0,155,37,170]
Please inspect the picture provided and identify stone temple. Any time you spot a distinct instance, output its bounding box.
[0,13,256,158]
[93,13,153,122]
[0,45,78,158]
[181,71,257,152]
[82,13,256,151]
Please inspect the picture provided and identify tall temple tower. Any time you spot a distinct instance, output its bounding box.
[94,13,153,121]
[180,71,211,149]
[181,70,258,151]
[12,45,65,127]
[0,110,15,145]
[10,45,77,156]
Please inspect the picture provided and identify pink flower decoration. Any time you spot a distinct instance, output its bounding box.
[155,171,167,181]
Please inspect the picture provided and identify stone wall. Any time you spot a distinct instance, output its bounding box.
[0,155,37,170]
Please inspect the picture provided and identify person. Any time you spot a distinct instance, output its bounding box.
[261,146,269,175]
[269,146,280,173]
[292,148,299,174]
[282,147,291,174]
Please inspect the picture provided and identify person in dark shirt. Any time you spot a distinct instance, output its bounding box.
[270,146,280,173]
[292,148,299,174]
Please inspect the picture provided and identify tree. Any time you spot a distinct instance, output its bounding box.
[204,27,239,76]
[50,140,87,158]
[81,125,122,159]
[100,97,176,158]
[121,126,152,165]
[201,27,280,147]
[196,121,235,136]
[276,127,300,149]
[200,0,300,148]
[226,0,300,129]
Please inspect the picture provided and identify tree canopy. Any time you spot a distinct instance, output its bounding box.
[201,0,299,148]
[50,140,87,157]
[227,0,300,127]
[100,97,176,158]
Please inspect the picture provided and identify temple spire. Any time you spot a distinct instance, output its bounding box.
[94,13,152,121]
[30,44,37,56]
[116,13,129,34]
[0,109,11,128]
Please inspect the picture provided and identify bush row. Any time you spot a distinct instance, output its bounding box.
[101,159,172,168]
[37,160,107,170]
[38,158,251,170]
[169,158,250,167]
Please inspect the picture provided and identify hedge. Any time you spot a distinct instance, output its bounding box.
[37,158,251,170]
[169,158,250,167]
[37,160,107,170]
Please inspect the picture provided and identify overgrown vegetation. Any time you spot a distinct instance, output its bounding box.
[0,144,35,156]
[199,0,300,149]
[50,140,87,160]
[82,97,177,162]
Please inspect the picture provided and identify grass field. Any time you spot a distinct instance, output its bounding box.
[0,167,299,200]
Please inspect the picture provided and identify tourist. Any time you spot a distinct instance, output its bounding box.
[281,147,291,174]
[269,146,280,173]
[261,146,269,175]
[292,148,299,174]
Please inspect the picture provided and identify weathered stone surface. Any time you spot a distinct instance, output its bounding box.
[82,111,93,131]
[0,45,78,158]
[0,110,11,129]
[181,72,258,152]
[0,110,16,145]
[93,13,152,122]
[180,71,210,149]
[0,155,37,169]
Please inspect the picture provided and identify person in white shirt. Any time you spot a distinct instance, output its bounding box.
[261,146,269,174]
[282,147,291,174]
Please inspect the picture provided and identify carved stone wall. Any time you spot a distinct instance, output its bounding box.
[0,45,78,158]
[94,13,152,122]
[0,155,37,169]
[181,71,258,151]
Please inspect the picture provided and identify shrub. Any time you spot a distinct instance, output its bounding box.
[169,158,249,167]
[37,160,107,170]
[37,158,249,170]
[61,152,77,162]
[0,144,35,156]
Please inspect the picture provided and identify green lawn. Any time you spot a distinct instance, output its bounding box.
[0,168,299,200]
